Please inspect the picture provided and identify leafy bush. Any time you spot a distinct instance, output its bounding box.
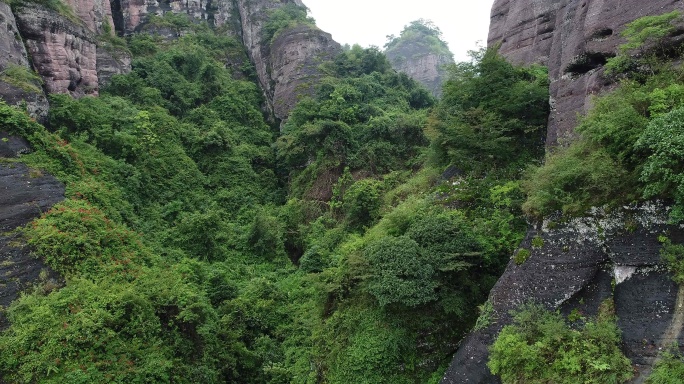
[488,302,633,383]
[522,65,684,219]
[659,237,684,283]
[0,64,43,94]
[24,199,150,277]
[514,248,531,265]
[432,48,549,173]
[636,106,684,221]
[385,19,454,59]
[262,4,316,45]
[364,235,436,307]
[522,142,629,217]
[0,100,43,138]
[647,347,684,384]
[342,179,382,230]
[605,11,682,76]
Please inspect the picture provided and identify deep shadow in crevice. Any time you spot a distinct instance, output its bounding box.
[565,51,614,76]
[109,0,125,36]
[590,28,613,41]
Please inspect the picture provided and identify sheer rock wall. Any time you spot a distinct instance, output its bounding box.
[488,0,683,145]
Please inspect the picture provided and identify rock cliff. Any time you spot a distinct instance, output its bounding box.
[386,53,452,97]
[443,204,684,383]
[231,0,339,122]
[384,20,454,97]
[108,0,340,122]
[443,2,684,382]
[488,0,684,146]
[0,2,49,120]
[0,133,64,330]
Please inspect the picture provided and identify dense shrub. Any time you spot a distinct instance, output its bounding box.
[488,303,633,384]
[432,47,549,173]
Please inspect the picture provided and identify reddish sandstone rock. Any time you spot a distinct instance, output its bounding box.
[488,0,684,146]
[15,4,100,97]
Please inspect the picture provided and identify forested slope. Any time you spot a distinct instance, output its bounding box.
[0,1,553,380]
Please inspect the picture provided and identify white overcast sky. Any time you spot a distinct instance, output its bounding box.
[304,1,495,62]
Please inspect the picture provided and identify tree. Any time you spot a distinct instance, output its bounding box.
[432,47,549,172]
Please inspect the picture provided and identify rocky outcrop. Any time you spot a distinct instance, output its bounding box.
[96,45,132,87]
[0,2,49,121]
[65,0,116,34]
[15,4,100,97]
[0,133,64,329]
[116,0,227,34]
[488,0,684,146]
[442,203,684,383]
[107,0,339,122]
[268,24,340,121]
[14,2,130,97]
[233,0,340,122]
[384,21,454,97]
[387,53,452,97]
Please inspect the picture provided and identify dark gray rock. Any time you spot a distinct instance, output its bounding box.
[96,45,132,88]
[0,162,65,329]
[442,203,684,383]
[616,271,681,365]
[0,132,31,158]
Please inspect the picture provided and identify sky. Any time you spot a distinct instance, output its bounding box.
[303,1,495,62]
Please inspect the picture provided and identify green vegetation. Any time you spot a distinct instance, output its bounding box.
[0,10,550,382]
[514,248,531,265]
[432,48,549,174]
[659,236,684,284]
[262,4,316,45]
[0,64,43,94]
[9,0,79,23]
[523,46,684,220]
[605,11,682,77]
[647,347,684,384]
[385,19,454,62]
[488,302,633,384]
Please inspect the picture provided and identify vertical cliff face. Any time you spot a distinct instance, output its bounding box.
[108,0,340,122]
[9,0,131,99]
[488,0,684,146]
[232,0,340,122]
[15,4,100,97]
[386,53,452,97]
[442,2,684,383]
[0,2,49,120]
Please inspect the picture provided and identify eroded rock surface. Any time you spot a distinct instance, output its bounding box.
[386,53,452,97]
[269,24,340,120]
[109,0,339,122]
[117,0,227,33]
[11,0,130,98]
[488,0,684,145]
[442,204,684,383]
[0,134,64,329]
[0,2,49,121]
[232,0,340,122]
[15,4,100,97]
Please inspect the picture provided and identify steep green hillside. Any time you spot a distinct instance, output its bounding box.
[0,15,550,384]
